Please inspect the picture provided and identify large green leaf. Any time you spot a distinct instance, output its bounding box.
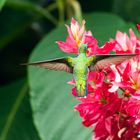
[28,12,136,140]
[0,79,40,140]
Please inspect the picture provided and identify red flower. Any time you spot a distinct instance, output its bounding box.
[72,24,140,139]
[57,18,85,53]
[56,18,100,56]
[57,18,140,139]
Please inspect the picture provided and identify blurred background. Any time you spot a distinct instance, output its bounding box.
[0,0,140,85]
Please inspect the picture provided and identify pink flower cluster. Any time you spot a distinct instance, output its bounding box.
[57,18,140,140]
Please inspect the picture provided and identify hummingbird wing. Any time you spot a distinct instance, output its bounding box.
[23,57,73,73]
[90,54,138,71]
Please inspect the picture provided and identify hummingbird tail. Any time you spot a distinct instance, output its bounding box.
[77,89,86,97]
[76,84,88,97]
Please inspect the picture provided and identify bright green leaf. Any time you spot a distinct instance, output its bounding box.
[28,12,136,140]
[0,79,40,140]
[0,0,7,10]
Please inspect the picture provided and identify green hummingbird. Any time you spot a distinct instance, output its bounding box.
[25,44,137,97]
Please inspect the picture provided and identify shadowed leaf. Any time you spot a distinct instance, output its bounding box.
[0,79,40,140]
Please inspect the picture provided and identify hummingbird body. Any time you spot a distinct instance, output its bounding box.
[24,44,138,97]
[70,44,96,97]
[73,53,89,97]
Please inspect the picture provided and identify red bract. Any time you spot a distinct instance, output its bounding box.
[75,85,140,139]
[75,85,123,139]
[56,18,85,53]
[124,98,140,118]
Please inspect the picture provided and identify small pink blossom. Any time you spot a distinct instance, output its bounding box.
[57,18,101,56]
[112,28,140,54]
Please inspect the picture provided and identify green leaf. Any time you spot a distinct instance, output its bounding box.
[0,0,7,10]
[28,12,136,140]
[0,79,40,140]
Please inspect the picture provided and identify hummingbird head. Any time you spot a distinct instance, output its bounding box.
[78,44,87,53]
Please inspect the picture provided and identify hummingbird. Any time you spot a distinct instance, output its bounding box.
[25,44,137,97]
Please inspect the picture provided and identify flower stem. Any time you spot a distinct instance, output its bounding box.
[69,0,83,24]
[57,0,65,25]
[0,82,28,140]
